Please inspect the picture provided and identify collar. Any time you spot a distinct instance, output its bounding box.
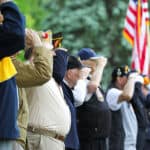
[63,79,74,90]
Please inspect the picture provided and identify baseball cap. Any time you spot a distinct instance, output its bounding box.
[77,48,100,60]
[52,32,63,40]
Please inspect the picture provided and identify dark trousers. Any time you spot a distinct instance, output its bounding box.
[136,128,146,150]
[79,138,107,150]
[144,140,150,150]
[109,134,124,150]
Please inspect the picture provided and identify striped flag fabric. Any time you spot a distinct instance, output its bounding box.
[123,0,150,75]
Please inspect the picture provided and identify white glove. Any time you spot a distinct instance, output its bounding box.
[128,72,139,78]
[134,75,144,84]
[80,67,91,79]
[129,72,144,84]
[93,56,107,67]
[147,84,150,90]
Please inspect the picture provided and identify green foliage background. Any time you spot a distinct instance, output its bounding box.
[14,0,150,88]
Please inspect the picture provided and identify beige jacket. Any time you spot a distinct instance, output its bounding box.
[26,78,71,137]
[12,46,53,147]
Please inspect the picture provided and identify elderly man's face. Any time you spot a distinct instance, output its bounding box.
[67,68,81,88]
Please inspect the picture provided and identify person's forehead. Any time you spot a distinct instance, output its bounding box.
[69,69,81,76]
[117,75,127,79]
[121,76,128,80]
[70,68,81,72]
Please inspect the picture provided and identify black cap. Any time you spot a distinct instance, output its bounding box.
[112,65,130,79]
[52,32,63,48]
[52,32,63,40]
[67,56,83,70]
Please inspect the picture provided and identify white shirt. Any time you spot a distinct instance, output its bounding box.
[73,79,93,107]
[26,78,71,136]
[106,88,138,149]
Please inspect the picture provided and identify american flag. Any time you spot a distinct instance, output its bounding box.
[123,0,150,75]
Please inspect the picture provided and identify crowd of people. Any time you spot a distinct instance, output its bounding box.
[0,1,150,150]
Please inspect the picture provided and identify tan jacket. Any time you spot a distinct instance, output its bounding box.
[12,46,53,147]
[25,78,71,137]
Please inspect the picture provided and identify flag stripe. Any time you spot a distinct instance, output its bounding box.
[126,16,135,28]
[123,29,134,45]
[123,0,150,75]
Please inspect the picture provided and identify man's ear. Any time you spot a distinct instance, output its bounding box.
[67,70,72,79]
[52,32,63,49]
[53,39,62,49]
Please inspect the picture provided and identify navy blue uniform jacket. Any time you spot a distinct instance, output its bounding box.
[0,2,25,139]
[52,49,79,149]
[0,2,25,58]
[62,82,79,150]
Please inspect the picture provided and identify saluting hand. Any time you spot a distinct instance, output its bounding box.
[96,57,107,67]
[25,28,42,50]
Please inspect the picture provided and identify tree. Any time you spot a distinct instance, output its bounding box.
[14,0,150,87]
[15,0,50,29]
[42,0,132,87]
[14,0,50,60]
